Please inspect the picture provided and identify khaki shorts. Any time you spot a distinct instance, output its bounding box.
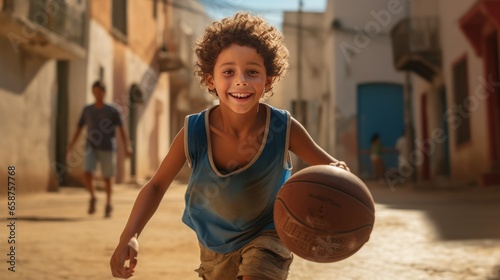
[195,230,293,280]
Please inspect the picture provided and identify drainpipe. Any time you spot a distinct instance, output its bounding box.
[404,71,416,182]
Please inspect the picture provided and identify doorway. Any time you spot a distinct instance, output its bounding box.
[485,32,500,167]
[357,83,404,179]
[54,60,69,187]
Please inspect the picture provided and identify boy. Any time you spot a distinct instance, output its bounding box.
[110,12,348,279]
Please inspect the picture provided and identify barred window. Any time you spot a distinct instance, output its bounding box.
[112,0,127,37]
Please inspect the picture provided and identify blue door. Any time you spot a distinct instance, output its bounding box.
[357,83,404,179]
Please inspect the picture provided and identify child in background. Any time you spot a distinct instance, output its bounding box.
[370,133,385,180]
[110,12,348,280]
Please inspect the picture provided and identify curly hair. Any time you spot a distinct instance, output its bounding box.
[194,12,289,99]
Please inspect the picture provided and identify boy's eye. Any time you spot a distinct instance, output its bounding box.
[221,69,260,76]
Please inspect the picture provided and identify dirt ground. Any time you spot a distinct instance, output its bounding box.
[1,181,500,280]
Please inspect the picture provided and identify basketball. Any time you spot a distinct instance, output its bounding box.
[274,164,375,263]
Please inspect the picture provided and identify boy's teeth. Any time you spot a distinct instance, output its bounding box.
[231,93,250,98]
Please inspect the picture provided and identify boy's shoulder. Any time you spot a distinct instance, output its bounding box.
[264,103,290,119]
[185,108,211,133]
[185,107,209,123]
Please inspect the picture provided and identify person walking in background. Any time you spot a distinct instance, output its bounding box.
[67,80,132,218]
[370,133,385,180]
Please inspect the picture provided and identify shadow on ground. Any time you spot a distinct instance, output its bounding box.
[17,216,84,222]
[368,181,500,241]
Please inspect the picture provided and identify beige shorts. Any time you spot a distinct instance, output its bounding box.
[195,230,293,280]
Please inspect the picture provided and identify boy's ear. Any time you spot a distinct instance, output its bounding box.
[206,74,215,90]
[265,76,274,91]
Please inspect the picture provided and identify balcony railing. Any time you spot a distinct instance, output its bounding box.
[391,17,442,81]
[0,0,86,59]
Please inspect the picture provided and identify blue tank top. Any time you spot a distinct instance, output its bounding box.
[182,104,292,253]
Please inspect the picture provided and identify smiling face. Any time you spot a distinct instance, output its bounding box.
[207,44,273,114]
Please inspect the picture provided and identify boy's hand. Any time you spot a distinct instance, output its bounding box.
[330,161,350,172]
[110,235,139,278]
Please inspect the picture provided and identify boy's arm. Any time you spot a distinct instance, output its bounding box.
[289,117,348,169]
[110,128,187,278]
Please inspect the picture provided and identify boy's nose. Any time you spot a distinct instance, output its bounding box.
[235,74,248,86]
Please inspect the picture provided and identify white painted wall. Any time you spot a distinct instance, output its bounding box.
[126,50,170,179]
[86,20,114,104]
[330,0,408,116]
[280,11,326,142]
[0,36,58,192]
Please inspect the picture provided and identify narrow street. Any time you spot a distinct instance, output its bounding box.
[1,181,499,280]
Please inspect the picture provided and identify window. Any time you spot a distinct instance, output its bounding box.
[452,57,471,145]
[112,0,127,37]
[153,0,158,19]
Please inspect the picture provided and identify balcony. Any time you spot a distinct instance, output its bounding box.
[390,17,442,81]
[0,0,86,59]
[158,47,183,72]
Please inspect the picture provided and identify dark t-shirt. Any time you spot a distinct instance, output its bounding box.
[77,104,122,150]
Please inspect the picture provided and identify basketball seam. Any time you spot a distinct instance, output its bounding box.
[275,198,374,235]
[282,180,376,213]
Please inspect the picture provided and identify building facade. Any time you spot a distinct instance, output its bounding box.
[0,0,184,193]
[0,0,87,192]
[391,0,500,185]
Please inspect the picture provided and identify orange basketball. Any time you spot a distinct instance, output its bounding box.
[274,164,375,263]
